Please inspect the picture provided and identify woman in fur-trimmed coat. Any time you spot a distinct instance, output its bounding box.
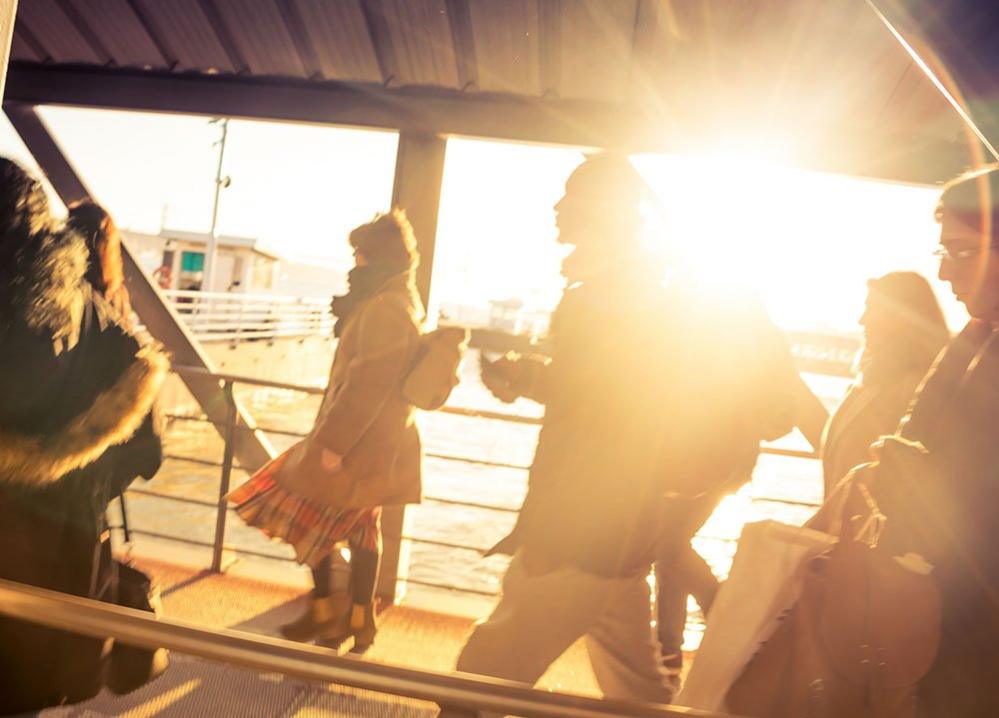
[0,159,168,715]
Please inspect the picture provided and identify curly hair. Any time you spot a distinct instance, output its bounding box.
[349,209,419,272]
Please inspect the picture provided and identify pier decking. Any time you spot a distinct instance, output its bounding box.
[39,554,629,717]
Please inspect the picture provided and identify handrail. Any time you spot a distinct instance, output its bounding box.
[168,365,819,460]
[0,578,735,718]
[155,363,822,594]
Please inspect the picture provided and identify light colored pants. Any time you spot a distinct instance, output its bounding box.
[455,551,672,708]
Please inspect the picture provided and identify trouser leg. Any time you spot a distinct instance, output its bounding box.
[655,491,726,663]
[586,571,673,705]
[655,560,689,662]
[349,545,381,605]
[456,552,606,687]
[311,555,332,598]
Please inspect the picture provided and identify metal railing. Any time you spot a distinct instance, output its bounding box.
[163,290,334,342]
[0,578,734,718]
[122,365,822,598]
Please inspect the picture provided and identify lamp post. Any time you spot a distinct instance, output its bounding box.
[203,117,230,292]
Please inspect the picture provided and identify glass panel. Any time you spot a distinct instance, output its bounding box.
[180,251,205,272]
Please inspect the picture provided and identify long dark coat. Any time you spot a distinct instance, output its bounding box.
[0,234,167,715]
[503,273,798,578]
[821,367,926,497]
[874,321,999,717]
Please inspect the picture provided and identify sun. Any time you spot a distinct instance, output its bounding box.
[632,148,945,332]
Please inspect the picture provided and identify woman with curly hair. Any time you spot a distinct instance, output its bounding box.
[230,210,425,652]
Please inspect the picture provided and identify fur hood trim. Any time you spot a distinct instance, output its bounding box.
[0,345,169,487]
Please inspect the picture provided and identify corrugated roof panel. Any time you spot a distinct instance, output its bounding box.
[211,0,307,78]
[291,0,382,82]
[468,0,542,95]
[378,0,461,88]
[558,0,639,103]
[10,30,43,62]
[134,0,237,73]
[18,0,102,65]
[68,0,167,68]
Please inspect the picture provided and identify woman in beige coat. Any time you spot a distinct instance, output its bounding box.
[230,211,424,651]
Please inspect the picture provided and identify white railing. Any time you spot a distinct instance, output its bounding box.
[163,290,334,341]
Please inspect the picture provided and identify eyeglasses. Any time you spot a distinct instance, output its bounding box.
[932,246,995,262]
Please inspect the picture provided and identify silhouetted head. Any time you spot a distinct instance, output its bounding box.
[935,164,999,320]
[348,209,419,273]
[68,201,124,295]
[859,271,949,380]
[554,153,650,251]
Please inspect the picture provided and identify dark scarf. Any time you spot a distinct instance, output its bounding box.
[331,263,408,337]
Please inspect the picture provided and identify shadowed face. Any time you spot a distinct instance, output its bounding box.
[554,168,605,247]
[937,210,999,320]
[553,157,643,249]
[859,292,891,351]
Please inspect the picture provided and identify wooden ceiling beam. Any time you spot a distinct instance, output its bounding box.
[4,62,975,184]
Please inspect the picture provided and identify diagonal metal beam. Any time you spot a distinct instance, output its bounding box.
[865,0,998,163]
[359,0,400,85]
[275,0,322,80]
[197,0,249,74]
[538,0,562,97]
[12,22,51,63]
[124,0,178,69]
[52,0,114,66]
[3,101,275,472]
[444,0,477,90]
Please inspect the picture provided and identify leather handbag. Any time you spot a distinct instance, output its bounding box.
[726,474,941,718]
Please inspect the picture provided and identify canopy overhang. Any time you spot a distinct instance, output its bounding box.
[5,0,996,185]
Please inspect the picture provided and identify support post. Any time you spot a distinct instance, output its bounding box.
[0,0,16,101]
[377,132,447,604]
[3,102,275,472]
[391,132,447,310]
[211,381,237,573]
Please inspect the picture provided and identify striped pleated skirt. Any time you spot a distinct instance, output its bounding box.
[227,447,381,569]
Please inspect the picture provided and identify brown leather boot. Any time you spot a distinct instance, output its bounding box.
[280,594,349,642]
[318,602,378,653]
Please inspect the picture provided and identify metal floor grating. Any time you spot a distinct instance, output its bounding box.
[38,654,438,718]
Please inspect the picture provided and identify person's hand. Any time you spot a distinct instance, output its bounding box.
[481,355,521,403]
[320,449,343,472]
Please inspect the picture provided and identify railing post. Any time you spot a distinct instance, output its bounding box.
[211,380,238,573]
